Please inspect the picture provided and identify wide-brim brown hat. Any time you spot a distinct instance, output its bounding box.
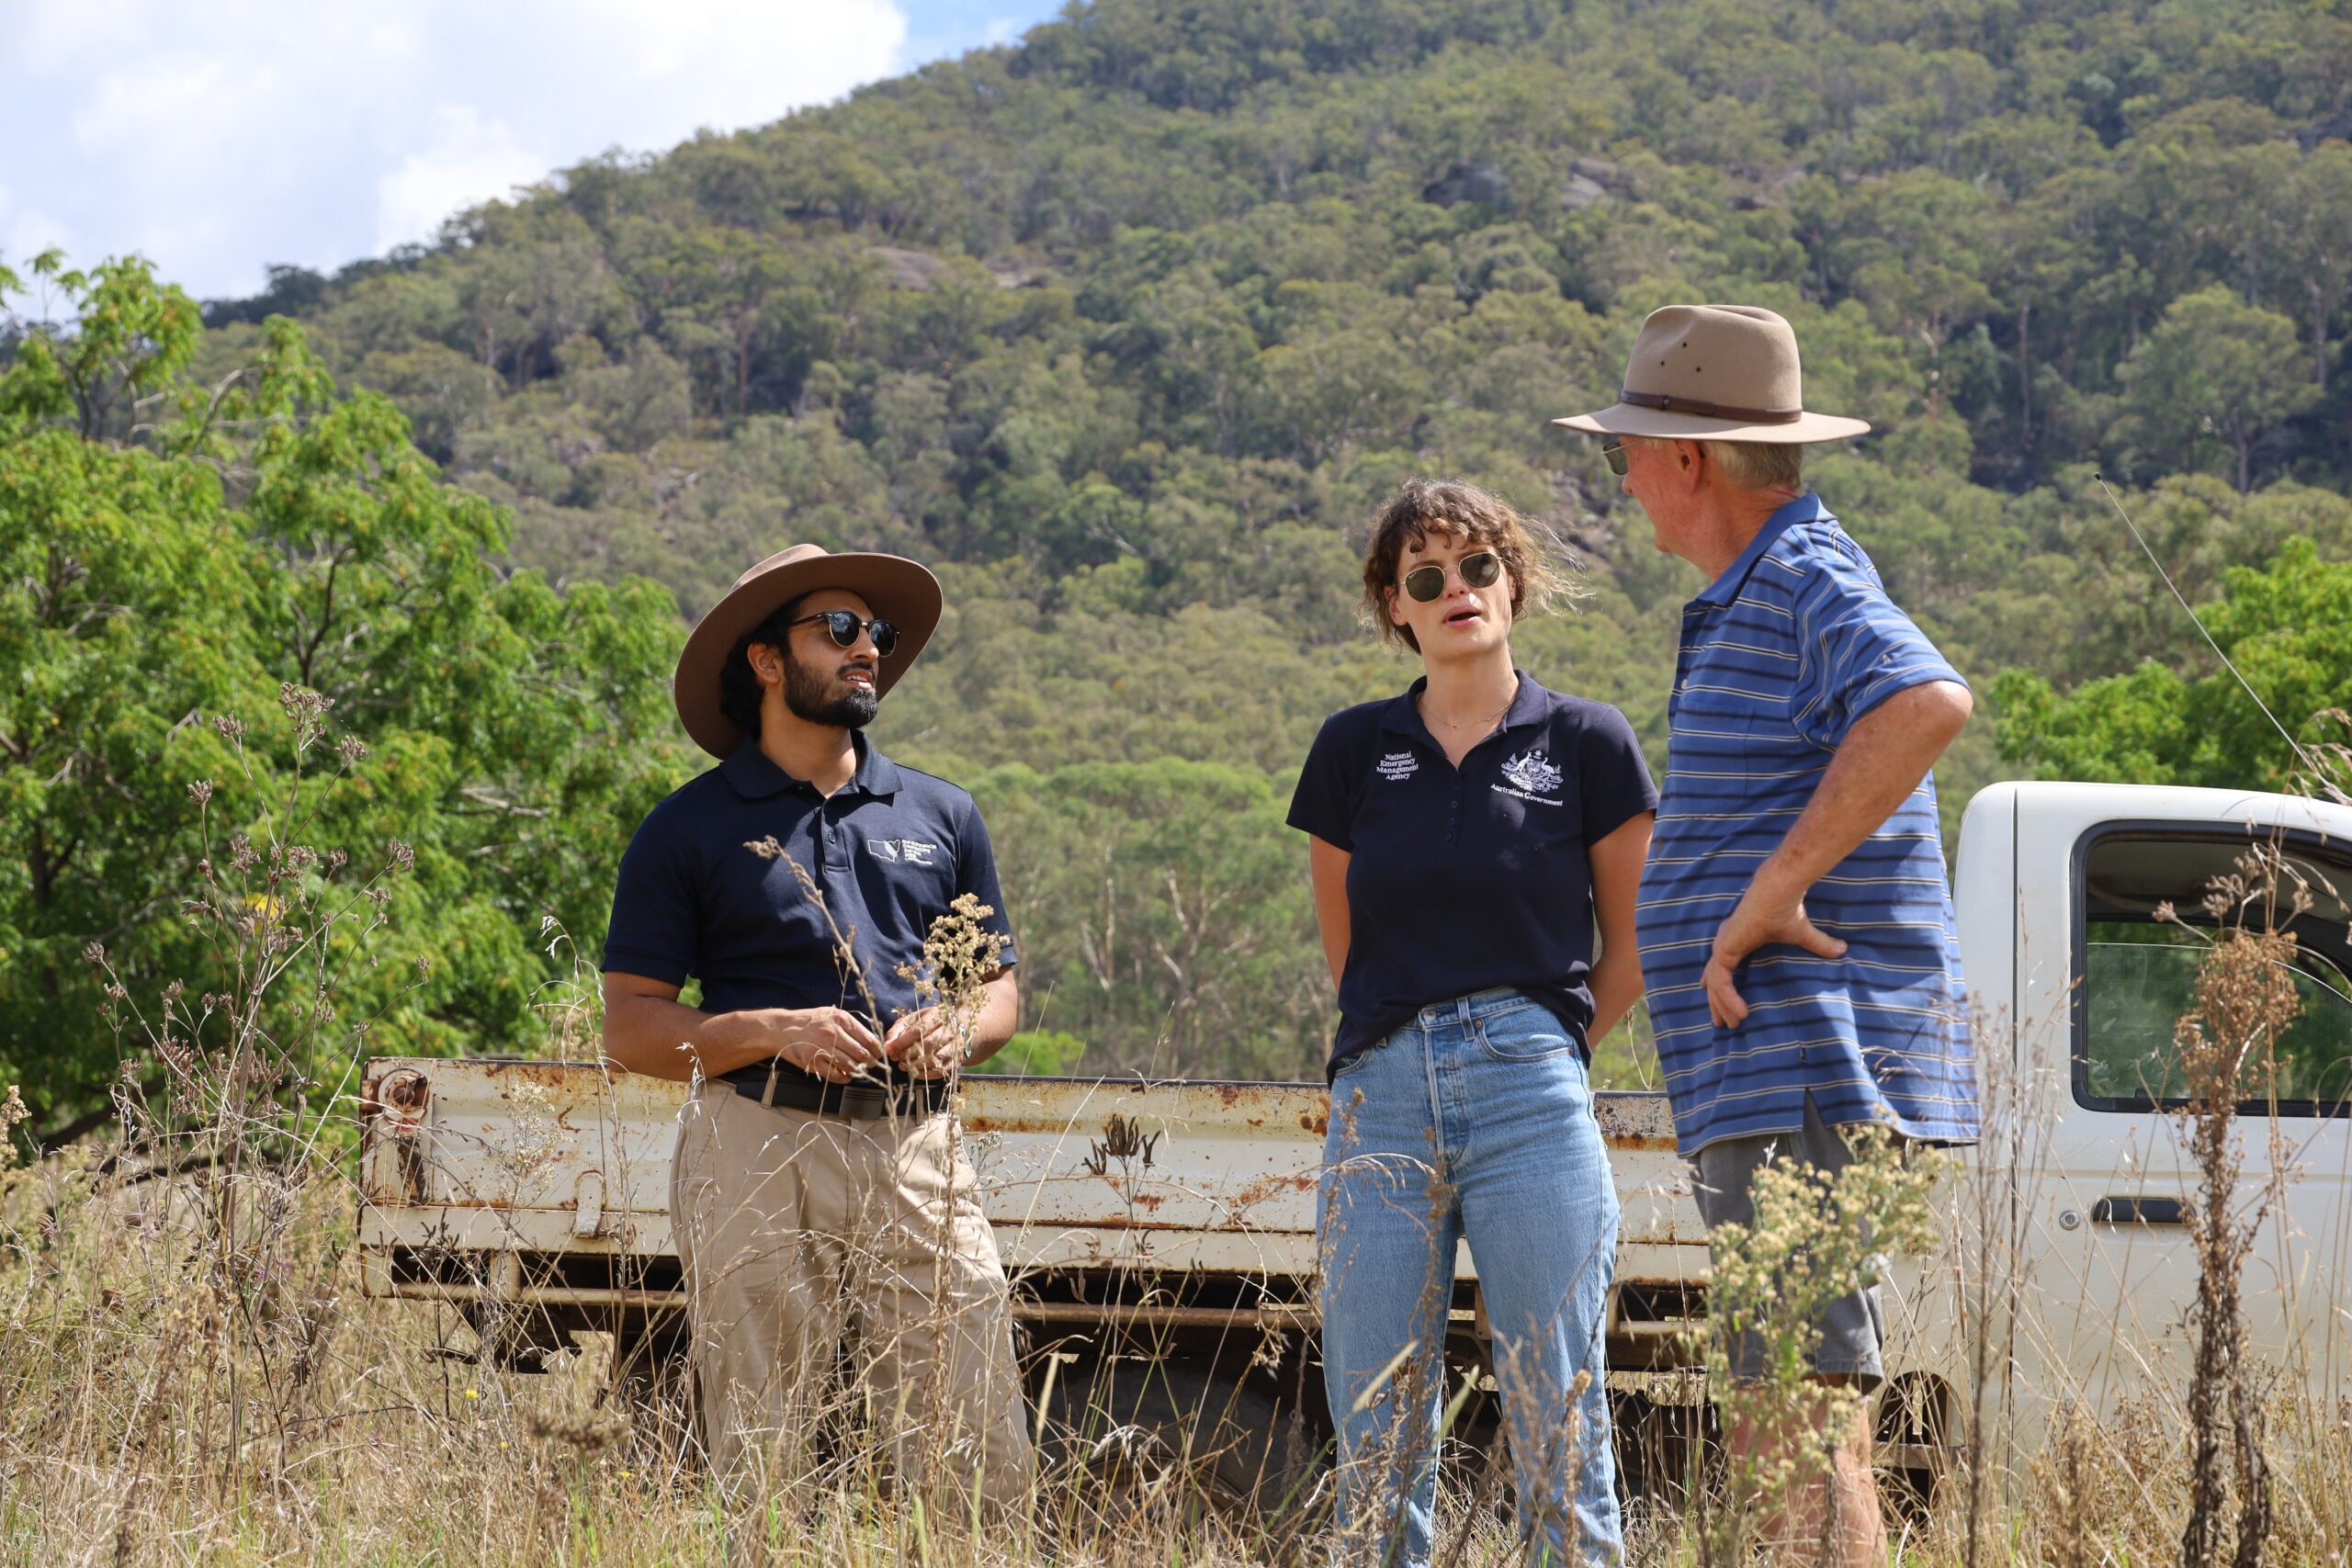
[673,545,943,758]
[1555,304,1870,444]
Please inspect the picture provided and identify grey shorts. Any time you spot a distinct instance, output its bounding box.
[1690,1092,1885,1390]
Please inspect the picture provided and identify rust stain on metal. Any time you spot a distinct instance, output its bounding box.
[1300,1110,1329,1135]
[1592,1093,1675,1143]
[484,1060,603,1095]
[1608,1134,1678,1152]
[1229,1171,1317,1210]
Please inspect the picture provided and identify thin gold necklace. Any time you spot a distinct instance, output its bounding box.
[1420,691,1513,737]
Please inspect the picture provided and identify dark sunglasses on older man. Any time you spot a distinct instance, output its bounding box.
[1403,551,1502,603]
[788,609,901,657]
[1601,441,1629,476]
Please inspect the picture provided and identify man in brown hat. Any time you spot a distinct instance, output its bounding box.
[599,545,1032,1513]
[1558,307,1978,1564]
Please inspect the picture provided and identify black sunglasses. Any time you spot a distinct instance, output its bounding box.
[1402,551,1502,604]
[787,610,900,658]
[1601,441,1629,476]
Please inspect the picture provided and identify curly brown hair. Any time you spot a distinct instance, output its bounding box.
[1359,478,1582,652]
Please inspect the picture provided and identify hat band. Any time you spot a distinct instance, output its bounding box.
[1620,389,1804,424]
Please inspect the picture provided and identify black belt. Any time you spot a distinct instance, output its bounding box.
[726,1067,954,1120]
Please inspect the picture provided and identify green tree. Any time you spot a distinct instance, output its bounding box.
[1993,537,2352,793]
[0,254,691,1136]
[970,759,1331,1079]
[2120,286,2319,492]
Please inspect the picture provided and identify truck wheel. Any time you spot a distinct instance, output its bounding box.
[1035,1353,1326,1553]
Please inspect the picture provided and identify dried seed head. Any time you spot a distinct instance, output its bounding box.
[187,779,213,806]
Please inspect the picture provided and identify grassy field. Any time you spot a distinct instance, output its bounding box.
[6,1056,2349,1567]
[6,759,2347,1566]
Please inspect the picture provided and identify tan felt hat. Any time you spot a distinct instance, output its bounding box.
[673,544,943,758]
[1555,303,1870,444]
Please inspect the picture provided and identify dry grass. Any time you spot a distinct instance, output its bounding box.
[6,698,2352,1566]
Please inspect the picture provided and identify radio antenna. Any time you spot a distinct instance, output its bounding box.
[2095,473,2337,797]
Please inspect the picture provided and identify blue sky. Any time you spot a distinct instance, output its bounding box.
[0,0,1068,302]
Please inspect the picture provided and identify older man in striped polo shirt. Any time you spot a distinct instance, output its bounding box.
[1558,306,1977,1565]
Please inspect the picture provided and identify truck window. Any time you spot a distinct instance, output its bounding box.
[2076,832,2352,1115]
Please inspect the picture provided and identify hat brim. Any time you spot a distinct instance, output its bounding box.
[1554,403,1871,444]
[673,552,944,758]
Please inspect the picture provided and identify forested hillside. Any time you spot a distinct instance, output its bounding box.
[13,0,2352,1114]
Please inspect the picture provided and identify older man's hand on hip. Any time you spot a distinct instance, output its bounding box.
[1703,679,1973,1030]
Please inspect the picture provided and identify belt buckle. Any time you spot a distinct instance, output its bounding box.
[840,1080,890,1118]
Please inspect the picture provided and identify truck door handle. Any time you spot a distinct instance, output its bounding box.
[2092,1195,2188,1225]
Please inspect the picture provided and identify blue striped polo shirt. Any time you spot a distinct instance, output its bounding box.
[1634,494,1978,1156]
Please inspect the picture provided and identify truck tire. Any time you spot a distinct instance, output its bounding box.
[1035,1352,1326,1552]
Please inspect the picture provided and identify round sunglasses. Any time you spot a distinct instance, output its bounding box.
[1402,551,1503,603]
[787,609,901,658]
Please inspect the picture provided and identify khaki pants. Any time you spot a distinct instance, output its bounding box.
[671,1081,1034,1512]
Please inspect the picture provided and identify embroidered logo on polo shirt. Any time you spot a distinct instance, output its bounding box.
[865,838,940,865]
[1496,749,1565,805]
[1375,750,1419,781]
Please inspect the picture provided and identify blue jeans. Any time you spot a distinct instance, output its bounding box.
[1318,988,1623,1567]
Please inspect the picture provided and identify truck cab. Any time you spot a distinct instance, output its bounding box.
[1922,782,2352,1474]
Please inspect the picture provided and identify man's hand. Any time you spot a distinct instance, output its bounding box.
[773,1007,886,1084]
[884,1006,967,1078]
[1702,681,1969,1031]
[1703,885,1848,1029]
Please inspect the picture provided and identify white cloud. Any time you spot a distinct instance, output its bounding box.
[0,182,73,273]
[376,106,548,252]
[0,0,913,299]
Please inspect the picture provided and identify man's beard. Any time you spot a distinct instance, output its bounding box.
[783,650,880,729]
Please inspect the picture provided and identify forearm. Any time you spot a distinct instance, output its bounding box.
[1588,948,1645,1047]
[956,972,1022,1066]
[602,994,777,1082]
[1307,838,1351,989]
[1749,682,1971,906]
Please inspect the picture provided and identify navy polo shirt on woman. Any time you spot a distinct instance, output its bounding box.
[1287,672,1658,1076]
[601,735,1016,1087]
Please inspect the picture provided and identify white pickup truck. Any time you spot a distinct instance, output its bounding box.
[355,781,2352,1506]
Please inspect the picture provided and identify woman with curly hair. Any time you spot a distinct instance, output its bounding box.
[1287,478,1656,1566]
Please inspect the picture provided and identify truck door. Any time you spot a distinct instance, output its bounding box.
[2014,797,2352,1430]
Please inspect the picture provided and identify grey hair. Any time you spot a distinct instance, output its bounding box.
[1702,439,1804,491]
[1634,436,1804,491]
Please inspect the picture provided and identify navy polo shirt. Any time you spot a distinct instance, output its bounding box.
[1287,672,1658,1076]
[601,735,1017,1086]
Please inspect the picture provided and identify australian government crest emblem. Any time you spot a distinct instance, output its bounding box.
[1498,748,1564,800]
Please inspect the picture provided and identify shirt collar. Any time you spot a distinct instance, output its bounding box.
[720,732,903,800]
[1377,671,1550,743]
[1693,493,1831,608]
